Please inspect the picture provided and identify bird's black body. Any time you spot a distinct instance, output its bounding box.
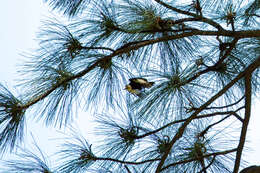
[129,78,154,90]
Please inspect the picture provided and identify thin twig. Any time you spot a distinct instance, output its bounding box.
[185,37,239,85]
[96,157,160,165]
[231,112,244,122]
[153,0,225,31]
[136,108,242,139]
[198,156,216,173]
[205,96,245,110]
[198,107,244,122]
[81,46,115,52]
[124,165,132,173]
[199,115,230,138]
[161,148,237,171]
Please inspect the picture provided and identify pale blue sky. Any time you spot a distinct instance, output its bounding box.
[0,0,259,171]
[0,2,65,167]
[0,1,44,83]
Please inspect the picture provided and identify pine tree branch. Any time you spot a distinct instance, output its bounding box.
[136,108,243,139]
[185,37,239,85]
[20,30,260,111]
[197,107,244,122]
[155,56,260,172]
[215,38,239,63]
[172,17,204,24]
[81,46,115,52]
[96,157,160,165]
[231,112,244,122]
[124,165,132,173]
[3,1,259,172]
[198,108,244,118]
[198,115,231,139]
[118,30,259,56]
[161,148,237,171]
[152,0,225,31]
[233,73,252,173]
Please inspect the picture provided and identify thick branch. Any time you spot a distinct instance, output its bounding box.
[119,29,260,53]
[21,30,260,110]
[233,73,252,173]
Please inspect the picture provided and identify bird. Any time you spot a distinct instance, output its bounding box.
[125,78,154,96]
[129,78,154,89]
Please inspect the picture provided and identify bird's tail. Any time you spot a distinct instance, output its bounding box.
[146,82,155,88]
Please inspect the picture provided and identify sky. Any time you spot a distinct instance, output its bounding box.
[0,0,259,171]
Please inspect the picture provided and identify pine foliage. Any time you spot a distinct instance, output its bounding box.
[1,0,260,172]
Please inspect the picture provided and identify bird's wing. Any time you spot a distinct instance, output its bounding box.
[129,78,148,84]
[129,81,143,90]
